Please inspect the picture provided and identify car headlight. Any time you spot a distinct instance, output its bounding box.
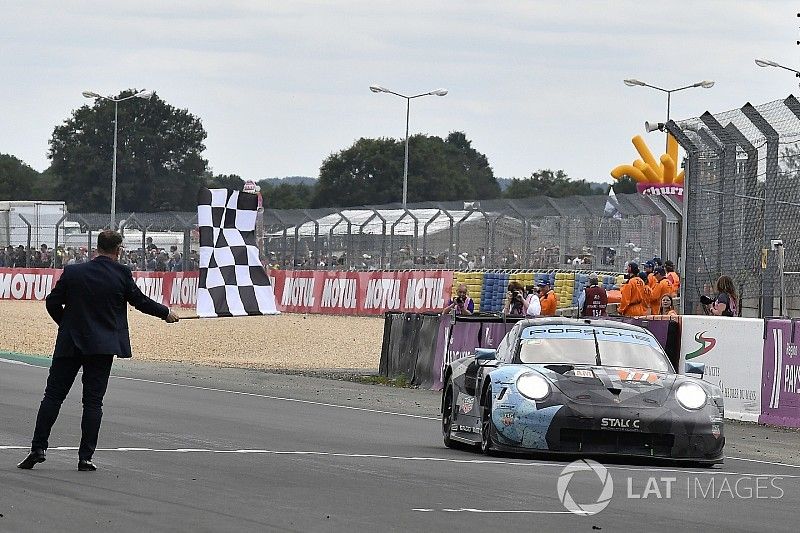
[675,382,708,410]
[516,372,550,401]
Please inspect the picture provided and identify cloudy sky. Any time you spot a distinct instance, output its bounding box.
[2,1,797,185]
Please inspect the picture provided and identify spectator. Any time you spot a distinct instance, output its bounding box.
[643,260,656,287]
[146,250,157,271]
[169,251,183,272]
[649,267,675,315]
[155,251,168,272]
[660,294,678,316]
[578,272,608,317]
[664,260,680,294]
[504,281,526,317]
[40,244,51,267]
[704,275,738,317]
[538,281,558,316]
[443,283,474,316]
[145,236,157,252]
[619,261,650,317]
[524,285,541,317]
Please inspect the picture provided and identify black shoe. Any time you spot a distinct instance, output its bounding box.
[17,449,46,469]
[78,459,97,472]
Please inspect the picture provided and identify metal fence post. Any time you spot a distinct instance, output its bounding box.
[742,103,779,317]
[664,120,701,314]
[53,213,67,267]
[18,214,33,267]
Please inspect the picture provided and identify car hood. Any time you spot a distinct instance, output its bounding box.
[535,365,677,408]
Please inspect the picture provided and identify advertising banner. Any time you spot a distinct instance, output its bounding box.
[0,268,198,309]
[636,183,684,196]
[760,319,800,428]
[680,316,764,422]
[269,270,453,315]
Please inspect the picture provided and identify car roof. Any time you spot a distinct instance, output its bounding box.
[513,317,651,336]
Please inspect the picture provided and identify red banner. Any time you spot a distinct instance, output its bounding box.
[268,270,454,315]
[0,268,198,309]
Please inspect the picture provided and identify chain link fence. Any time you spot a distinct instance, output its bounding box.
[263,195,679,272]
[670,95,800,317]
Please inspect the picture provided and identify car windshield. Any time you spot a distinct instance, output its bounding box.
[517,325,672,372]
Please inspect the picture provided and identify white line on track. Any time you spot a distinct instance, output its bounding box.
[413,508,575,514]
[726,456,800,469]
[0,356,439,421]
[1,445,798,478]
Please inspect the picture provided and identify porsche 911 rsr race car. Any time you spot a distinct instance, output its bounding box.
[441,318,724,464]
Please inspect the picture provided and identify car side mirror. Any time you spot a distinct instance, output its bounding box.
[475,348,497,361]
[685,361,705,378]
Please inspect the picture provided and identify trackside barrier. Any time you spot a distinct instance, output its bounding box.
[380,313,681,391]
[379,312,445,389]
[761,318,800,428]
[0,268,198,308]
[679,316,765,422]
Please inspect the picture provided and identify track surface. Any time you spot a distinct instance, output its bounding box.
[1,355,799,532]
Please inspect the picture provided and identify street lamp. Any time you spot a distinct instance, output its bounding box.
[623,78,714,124]
[369,84,448,209]
[755,58,800,85]
[82,89,154,229]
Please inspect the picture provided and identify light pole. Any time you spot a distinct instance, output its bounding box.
[82,89,154,229]
[755,58,800,84]
[624,78,714,151]
[369,85,447,209]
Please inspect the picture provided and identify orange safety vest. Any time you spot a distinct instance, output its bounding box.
[619,277,650,317]
[539,290,558,316]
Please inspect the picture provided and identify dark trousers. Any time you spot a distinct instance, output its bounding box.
[31,354,114,460]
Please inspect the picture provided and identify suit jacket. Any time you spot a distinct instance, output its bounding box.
[46,256,169,357]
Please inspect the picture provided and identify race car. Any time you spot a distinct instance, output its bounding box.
[441,318,725,464]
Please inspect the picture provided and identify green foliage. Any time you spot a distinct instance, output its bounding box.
[611,175,638,194]
[259,181,313,209]
[503,169,604,198]
[207,173,245,191]
[48,90,208,212]
[311,132,500,207]
[0,154,38,200]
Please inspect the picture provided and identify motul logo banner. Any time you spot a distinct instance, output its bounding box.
[0,268,198,308]
[269,270,453,315]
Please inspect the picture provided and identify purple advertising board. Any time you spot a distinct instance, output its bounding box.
[760,319,800,428]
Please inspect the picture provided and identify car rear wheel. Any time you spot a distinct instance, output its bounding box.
[481,387,496,455]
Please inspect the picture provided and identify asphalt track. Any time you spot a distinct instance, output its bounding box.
[1,355,799,532]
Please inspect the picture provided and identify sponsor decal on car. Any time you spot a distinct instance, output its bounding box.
[459,394,475,414]
[616,370,660,384]
[600,417,641,430]
[711,424,721,439]
[501,412,514,427]
[573,369,595,378]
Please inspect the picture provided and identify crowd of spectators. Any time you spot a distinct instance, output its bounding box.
[0,238,198,272]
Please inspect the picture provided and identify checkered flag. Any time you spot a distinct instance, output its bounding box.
[196,187,279,318]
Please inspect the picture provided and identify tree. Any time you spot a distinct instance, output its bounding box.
[311,132,500,207]
[503,169,603,198]
[259,182,313,209]
[0,154,39,200]
[611,175,638,194]
[207,173,245,191]
[48,90,208,212]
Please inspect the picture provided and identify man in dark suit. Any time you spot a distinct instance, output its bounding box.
[18,230,179,472]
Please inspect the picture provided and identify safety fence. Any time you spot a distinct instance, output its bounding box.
[4,192,681,273]
[379,312,800,428]
[670,95,800,317]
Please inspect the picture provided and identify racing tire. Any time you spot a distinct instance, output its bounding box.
[480,387,497,456]
[442,382,458,449]
[442,381,475,450]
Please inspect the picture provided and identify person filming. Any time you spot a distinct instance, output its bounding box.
[701,275,738,317]
[504,281,527,317]
[444,283,474,316]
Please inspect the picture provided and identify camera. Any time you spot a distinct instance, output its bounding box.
[455,295,466,305]
[512,290,524,302]
[700,295,714,305]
